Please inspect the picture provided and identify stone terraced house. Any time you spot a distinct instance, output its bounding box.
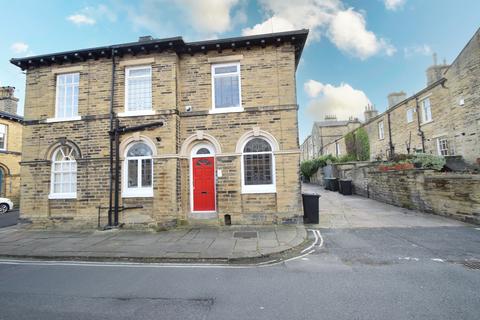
[306,28,480,165]
[0,87,22,207]
[11,30,308,228]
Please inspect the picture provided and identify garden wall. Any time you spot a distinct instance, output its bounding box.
[326,162,480,225]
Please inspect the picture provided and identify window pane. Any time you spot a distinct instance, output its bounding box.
[244,154,272,185]
[214,75,239,108]
[244,138,271,153]
[127,67,152,111]
[0,135,4,150]
[56,73,79,118]
[128,160,138,187]
[127,143,153,157]
[214,65,237,74]
[141,159,152,187]
[196,148,210,155]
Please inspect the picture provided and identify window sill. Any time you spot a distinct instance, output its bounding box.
[46,116,82,123]
[49,193,77,199]
[242,185,276,194]
[118,110,156,117]
[421,120,433,126]
[209,106,244,114]
[122,189,154,198]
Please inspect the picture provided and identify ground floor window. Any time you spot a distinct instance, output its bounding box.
[242,137,275,193]
[50,146,78,199]
[123,142,153,197]
[437,137,449,156]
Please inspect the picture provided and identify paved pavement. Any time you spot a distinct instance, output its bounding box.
[0,209,19,228]
[302,183,468,228]
[0,225,306,262]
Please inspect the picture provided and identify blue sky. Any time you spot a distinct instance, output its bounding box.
[1,0,479,141]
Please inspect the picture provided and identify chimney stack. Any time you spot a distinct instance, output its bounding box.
[324,114,337,121]
[387,91,407,108]
[426,53,449,85]
[0,86,19,115]
[364,104,378,121]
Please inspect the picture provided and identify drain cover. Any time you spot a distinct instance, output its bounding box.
[233,231,258,239]
[462,261,480,270]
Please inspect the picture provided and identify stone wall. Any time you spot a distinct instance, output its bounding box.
[330,162,480,225]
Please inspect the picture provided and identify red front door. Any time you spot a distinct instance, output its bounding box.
[192,157,215,211]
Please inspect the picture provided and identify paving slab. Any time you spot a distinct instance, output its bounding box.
[302,183,469,229]
[0,224,307,263]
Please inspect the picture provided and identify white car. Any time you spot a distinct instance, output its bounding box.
[0,198,13,214]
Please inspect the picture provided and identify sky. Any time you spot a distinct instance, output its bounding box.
[1,0,479,142]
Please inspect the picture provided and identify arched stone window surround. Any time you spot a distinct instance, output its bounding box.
[122,139,155,198]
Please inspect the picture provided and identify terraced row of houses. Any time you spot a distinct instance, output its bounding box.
[302,28,480,167]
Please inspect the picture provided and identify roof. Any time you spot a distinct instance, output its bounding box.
[314,120,351,127]
[10,29,309,71]
[0,111,23,123]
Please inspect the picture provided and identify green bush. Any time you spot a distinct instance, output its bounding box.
[411,153,446,171]
[300,160,317,180]
[355,128,370,161]
[337,154,357,163]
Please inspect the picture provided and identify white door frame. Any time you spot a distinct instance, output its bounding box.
[189,143,217,213]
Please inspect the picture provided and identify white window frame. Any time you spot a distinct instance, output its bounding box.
[49,147,77,199]
[122,142,154,198]
[0,124,7,151]
[53,73,80,121]
[122,65,154,117]
[436,137,449,156]
[335,142,341,156]
[378,121,385,140]
[406,108,414,123]
[210,62,243,114]
[421,97,432,124]
[241,137,276,194]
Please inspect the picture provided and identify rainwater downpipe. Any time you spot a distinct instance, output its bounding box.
[108,48,116,227]
[415,97,425,153]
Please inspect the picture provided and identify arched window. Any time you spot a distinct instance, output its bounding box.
[242,137,275,193]
[50,146,78,199]
[123,142,153,197]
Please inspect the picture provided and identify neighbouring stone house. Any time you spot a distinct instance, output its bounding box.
[301,115,361,161]
[0,87,22,207]
[310,28,480,165]
[11,30,308,227]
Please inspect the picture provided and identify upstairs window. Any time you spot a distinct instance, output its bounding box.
[50,145,78,199]
[406,108,414,123]
[378,121,385,140]
[125,66,152,113]
[55,73,79,119]
[421,98,432,123]
[211,63,242,112]
[123,142,153,197]
[0,124,7,150]
[242,137,275,193]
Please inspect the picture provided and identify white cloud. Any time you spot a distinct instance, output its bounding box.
[404,44,432,58]
[305,80,371,121]
[121,0,244,38]
[176,0,242,34]
[67,14,96,25]
[10,42,29,54]
[242,0,395,59]
[384,0,406,11]
[67,4,116,26]
[328,8,396,59]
